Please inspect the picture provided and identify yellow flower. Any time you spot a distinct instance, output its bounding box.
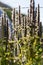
[39,48,42,52]
[6,58,9,60]
[19,54,22,57]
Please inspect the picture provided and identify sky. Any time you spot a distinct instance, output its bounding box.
[0,0,43,25]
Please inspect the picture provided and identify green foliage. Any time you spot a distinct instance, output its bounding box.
[0,36,43,65]
[17,36,42,65]
[4,9,12,20]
